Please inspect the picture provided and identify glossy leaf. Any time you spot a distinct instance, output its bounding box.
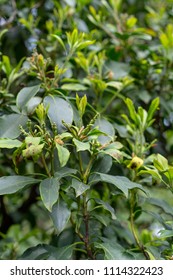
[94,198,116,220]
[20,244,74,260]
[54,167,78,179]
[44,96,73,133]
[0,138,22,148]
[56,143,70,167]
[94,118,115,144]
[0,114,28,139]
[147,97,160,122]
[0,176,40,195]
[73,138,90,152]
[40,178,60,212]
[50,199,71,234]
[16,84,41,111]
[71,178,90,197]
[89,173,147,197]
[61,83,87,91]
[95,241,134,260]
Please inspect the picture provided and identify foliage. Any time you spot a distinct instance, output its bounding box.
[0,0,173,260]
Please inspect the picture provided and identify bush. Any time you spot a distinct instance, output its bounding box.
[0,0,173,260]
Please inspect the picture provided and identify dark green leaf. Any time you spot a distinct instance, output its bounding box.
[94,198,116,220]
[0,176,40,195]
[54,167,78,179]
[40,178,60,212]
[44,96,73,133]
[20,244,74,260]
[89,173,147,197]
[95,241,134,260]
[50,198,71,234]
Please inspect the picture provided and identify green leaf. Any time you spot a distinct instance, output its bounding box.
[2,55,12,76]
[153,154,169,171]
[91,154,112,174]
[76,40,95,51]
[56,143,70,167]
[73,138,90,152]
[0,176,40,195]
[125,98,139,125]
[0,114,28,139]
[94,198,116,220]
[16,84,41,111]
[92,212,110,226]
[95,241,134,260]
[0,138,22,148]
[106,81,123,90]
[101,142,123,161]
[54,167,78,179]
[146,197,173,216]
[71,178,90,197]
[158,230,173,238]
[50,198,71,234]
[20,244,74,260]
[40,178,60,212]
[147,97,159,123]
[89,173,147,197]
[51,34,66,51]
[94,118,115,144]
[61,83,88,91]
[138,169,162,180]
[44,96,73,133]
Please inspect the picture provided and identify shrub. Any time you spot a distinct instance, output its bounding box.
[0,0,173,260]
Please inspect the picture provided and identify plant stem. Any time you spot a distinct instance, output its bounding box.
[41,154,51,177]
[129,190,150,260]
[78,152,84,176]
[82,193,95,259]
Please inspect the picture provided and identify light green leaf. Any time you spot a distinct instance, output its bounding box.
[94,198,116,220]
[147,97,159,123]
[73,138,90,152]
[2,55,11,76]
[138,169,162,180]
[106,81,123,90]
[158,230,173,238]
[0,176,40,195]
[153,154,169,171]
[51,34,66,51]
[71,178,90,197]
[61,83,88,91]
[125,98,139,125]
[40,178,60,212]
[0,114,28,139]
[50,199,71,234]
[44,96,73,133]
[0,138,22,148]
[56,143,70,167]
[16,84,41,111]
